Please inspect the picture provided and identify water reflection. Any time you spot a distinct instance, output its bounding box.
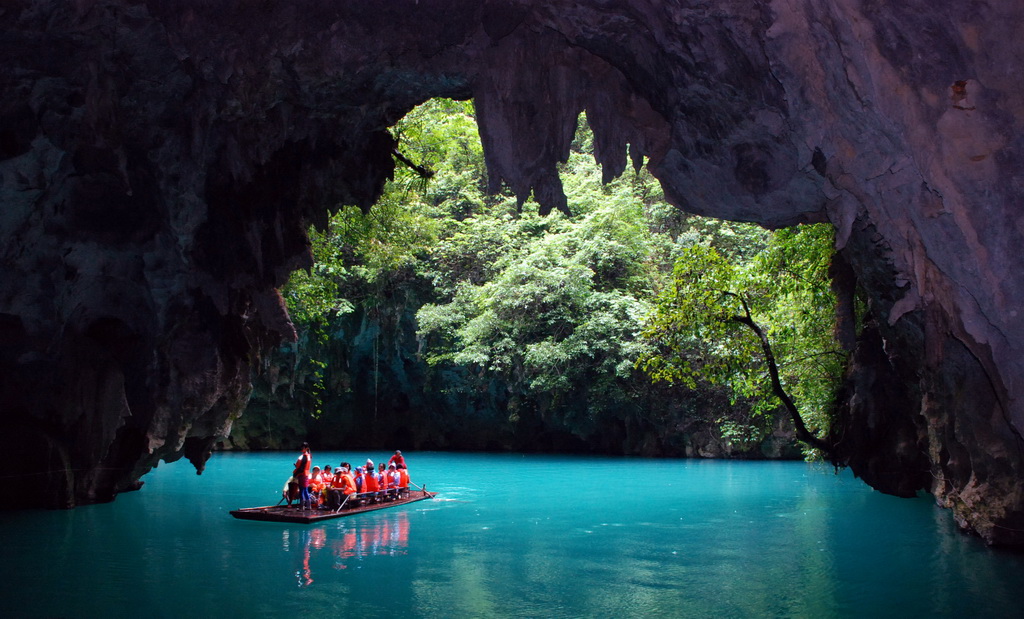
[283,511,411,587]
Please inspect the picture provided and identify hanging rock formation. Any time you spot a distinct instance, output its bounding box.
[1,0,1022,545]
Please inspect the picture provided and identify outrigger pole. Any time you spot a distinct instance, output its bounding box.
[409,481,431,497]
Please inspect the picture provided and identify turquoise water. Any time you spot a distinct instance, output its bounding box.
[1,453,1023,618]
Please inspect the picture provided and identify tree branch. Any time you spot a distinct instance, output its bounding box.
[729,296,832,453]
[392,148,435,179]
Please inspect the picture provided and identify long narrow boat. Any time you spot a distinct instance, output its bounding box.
[230,488,436,524]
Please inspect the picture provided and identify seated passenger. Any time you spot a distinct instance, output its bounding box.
[387,463,401,498]
[362,462,380,499]
[397,464,411,495]
[353,466,364,494]
[337,463,358,501]
[323,465,345,509]
[319,465,333,504]
[308,467,324,507]
[282,475,299,506]
[377,462,393,499]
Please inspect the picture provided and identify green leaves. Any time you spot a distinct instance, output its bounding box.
[639,223,843,452]
[413,177,664,435]
[283,225,353,325]
[274,96,845,455]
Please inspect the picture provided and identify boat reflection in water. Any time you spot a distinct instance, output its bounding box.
[284,510,411,586]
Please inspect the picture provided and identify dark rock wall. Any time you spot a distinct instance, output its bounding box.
[1,0,1022,544]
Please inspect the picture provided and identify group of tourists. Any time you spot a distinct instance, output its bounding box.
[285,444,412,510]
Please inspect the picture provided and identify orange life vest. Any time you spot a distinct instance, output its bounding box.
[310,473,325,493]
[339,472,357,495]
[363,472,379,492]
[398,469,410,488]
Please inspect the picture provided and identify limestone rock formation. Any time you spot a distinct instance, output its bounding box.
[1,0,1022,545]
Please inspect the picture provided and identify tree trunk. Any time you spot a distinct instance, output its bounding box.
[731,303,832,453]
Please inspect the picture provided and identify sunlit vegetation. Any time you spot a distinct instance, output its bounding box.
[639,224,841,455]
[264,98,847,455]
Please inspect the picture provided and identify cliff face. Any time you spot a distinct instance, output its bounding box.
[1,1,1022,544]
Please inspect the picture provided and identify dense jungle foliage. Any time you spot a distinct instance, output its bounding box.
[231,99,845,459]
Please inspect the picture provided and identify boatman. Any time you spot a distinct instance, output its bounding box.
[388,450,405,469]
[294,442,312,510]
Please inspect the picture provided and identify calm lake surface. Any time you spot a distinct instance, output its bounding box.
[2,452,1023,618]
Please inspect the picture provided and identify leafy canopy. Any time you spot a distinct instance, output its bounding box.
[639,222,841,451]
[274,96,846,452]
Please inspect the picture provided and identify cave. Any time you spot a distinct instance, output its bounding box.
[1,1,1023,546]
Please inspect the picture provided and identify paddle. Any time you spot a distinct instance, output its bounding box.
[409,481,432,497]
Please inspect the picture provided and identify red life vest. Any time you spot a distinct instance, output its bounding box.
[294,453,311,479]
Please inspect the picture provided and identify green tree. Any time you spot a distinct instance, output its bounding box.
[276,103,453,418]
[416,209,655,432]
[639,223,841,453]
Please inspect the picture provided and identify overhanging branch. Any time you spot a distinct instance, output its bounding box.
[392,148,434,179]
[729,294,832,454]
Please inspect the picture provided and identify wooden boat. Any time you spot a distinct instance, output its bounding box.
[230,488,436,524]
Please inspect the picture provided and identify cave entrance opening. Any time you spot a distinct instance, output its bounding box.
[240,98,847,458]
